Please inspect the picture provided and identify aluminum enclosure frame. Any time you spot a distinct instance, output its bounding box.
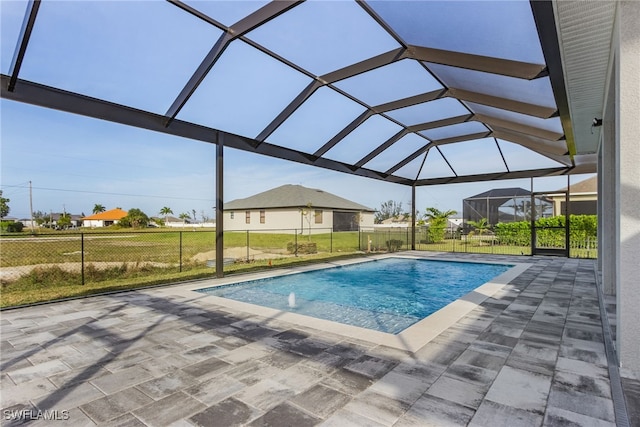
[1,0,596,273]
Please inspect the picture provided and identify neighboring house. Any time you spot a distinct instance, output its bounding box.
[0,217,19,230]
[447,218,464,230]
[82,208,128,228]
[43,213,84,229]
[159,215,215,228]
[223,184,375,233]
[550,176,597,216]
[160,215,190,227]
[377,214,411,228]
[18,218,37,229]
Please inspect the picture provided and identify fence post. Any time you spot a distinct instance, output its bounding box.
[179,231,183,272]
[295,230,298,257]
[330,229,333,253]
[246,230,250,261]
[81,233,85,285]
[358,229,361,251]
[406,228,409,251]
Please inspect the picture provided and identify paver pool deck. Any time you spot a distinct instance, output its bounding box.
[1,252,638,426]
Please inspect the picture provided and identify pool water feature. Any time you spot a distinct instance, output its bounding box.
[197,257,511,334]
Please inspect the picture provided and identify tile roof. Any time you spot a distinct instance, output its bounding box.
[82,208,128,221]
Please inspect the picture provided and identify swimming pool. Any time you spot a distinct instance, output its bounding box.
[196,257,511,334]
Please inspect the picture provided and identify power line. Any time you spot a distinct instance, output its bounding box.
[0,182,31,198]
[0,184,214,202]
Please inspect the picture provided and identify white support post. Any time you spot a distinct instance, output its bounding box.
[616,0,640,375]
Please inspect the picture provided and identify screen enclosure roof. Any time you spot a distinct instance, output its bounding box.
[2,0,608,187]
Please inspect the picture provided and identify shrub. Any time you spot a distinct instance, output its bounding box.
[494,221,531,246]
[569,215,597,243]
[27,266,80,286]
[386,239,404,252]
[287,242,317,254]
[426,218,446,243]
[84,263,128,281]
[6,222,24,232]
[493,215,597,248]
[119,208,149,228]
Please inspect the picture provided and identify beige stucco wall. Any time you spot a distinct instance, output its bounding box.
[223,208,373,233]
[551,193,597,216]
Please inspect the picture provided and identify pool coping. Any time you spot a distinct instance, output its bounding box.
[177,252,532,353]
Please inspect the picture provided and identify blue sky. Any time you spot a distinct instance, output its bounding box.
[0,99,590,221]
[1,1,592,221]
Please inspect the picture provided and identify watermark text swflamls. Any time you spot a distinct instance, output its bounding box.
[3,409,70,421]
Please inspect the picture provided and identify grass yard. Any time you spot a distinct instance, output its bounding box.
[0,252,368,308]
[0,230,362,267]
[0,228,595,308]
[0,229,365,308]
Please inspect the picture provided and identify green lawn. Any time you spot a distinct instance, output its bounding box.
[0,252,369,308]
[0,229,365,308]
[0,228,595,308]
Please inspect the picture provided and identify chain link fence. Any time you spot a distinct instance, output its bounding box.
[0,229,365,288]
[1,226,597,287]
[1,225,596,307]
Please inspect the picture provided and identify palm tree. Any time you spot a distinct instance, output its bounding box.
[92,204,106,215]
[122,208,149,229]
[159,207,173,226]
[58,213,71,229]
[468,218,490,235]
[424,207,458,223]
[179,212,190,226]
[424,207,458,243]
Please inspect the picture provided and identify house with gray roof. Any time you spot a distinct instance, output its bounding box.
[223,185,375,233]
[551,175,597,216]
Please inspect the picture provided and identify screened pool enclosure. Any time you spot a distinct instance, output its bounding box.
[1,0,602,273]
[5,0,640,394]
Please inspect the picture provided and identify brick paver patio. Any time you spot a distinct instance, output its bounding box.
[1,253,637,426]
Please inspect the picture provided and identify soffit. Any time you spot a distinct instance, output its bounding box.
[553,1,616,154]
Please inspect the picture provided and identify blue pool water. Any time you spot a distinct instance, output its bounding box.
[197,258,511,334]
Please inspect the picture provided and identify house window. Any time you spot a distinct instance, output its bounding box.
[260,210,265,224]
[230,211,234,219]
[314,210,323,224]
[245,211,251,224]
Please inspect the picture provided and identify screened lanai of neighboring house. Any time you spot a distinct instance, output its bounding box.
[1,0,639,383]
[462,187,550,226]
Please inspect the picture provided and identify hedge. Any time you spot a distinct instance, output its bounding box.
[493,215,597,247]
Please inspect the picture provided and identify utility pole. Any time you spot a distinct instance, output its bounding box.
[29,181,34,233]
